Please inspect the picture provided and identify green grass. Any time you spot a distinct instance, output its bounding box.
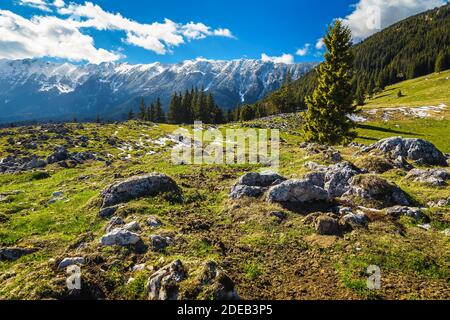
[363,70,450,109]
[355,118,450,152]
[0,118,449,300]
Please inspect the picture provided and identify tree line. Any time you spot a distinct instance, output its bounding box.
[127,87,226,124]
[167,87,225,124]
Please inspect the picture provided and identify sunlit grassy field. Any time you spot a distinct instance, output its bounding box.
[362,70,450,109]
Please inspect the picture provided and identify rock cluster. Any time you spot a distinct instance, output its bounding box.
[146,260,239,300]
[229,171,286,199]
[342,174,410,209]
[405,168,450,186]
[0,145,100,174]
[362,137,448,166]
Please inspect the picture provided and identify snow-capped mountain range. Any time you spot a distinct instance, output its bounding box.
[0,58,315,123]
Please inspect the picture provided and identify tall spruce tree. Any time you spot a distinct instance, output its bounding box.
[303,20,356,145]
[138,97,146,120]
[168,93,180,124]
[435,50,450,72]
[148,103,156,122]
[127,109,134,121]
[154,98,165,123]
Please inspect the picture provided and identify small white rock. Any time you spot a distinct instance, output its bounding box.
[132,264,146,272]
[418,223,432,231]
[123,221,140,232]
[58,257,85,270]
[100,229,141,246]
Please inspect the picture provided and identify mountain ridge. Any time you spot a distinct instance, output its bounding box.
[0,58,315,123]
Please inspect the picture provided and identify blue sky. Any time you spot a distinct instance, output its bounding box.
[0,0,447,64]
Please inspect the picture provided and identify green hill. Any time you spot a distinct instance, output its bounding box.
[362,70,450,109]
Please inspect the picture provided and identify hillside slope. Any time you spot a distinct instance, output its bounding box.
[257,3,450,112]
[361,70,450,109]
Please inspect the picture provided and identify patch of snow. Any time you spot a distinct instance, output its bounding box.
[348,114,367,122]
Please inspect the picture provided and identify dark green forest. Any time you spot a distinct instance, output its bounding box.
[130,87,225,124]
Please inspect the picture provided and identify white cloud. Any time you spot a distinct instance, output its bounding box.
[0,10,121,63]
[18,0,52,12]
[261,53,294,64]
[58,2,234,54]
[53,0,65,8]
[315,38,325,50]
[296,43,311,56]
[6,1,235,62]
[342,0,447,40]
[181,22,235,40]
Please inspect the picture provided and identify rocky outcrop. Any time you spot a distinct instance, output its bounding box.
[147,216,163,228]
[362,137,447,166]
[146,260,239,301]
[324,162,360,197]
[342,174,410,209]
[303,161,360,198]
[150,235,172,252]
[267,177,329,203]
[315,216,342,235]
[386,206,427,221]
[99,205,120,219]
[147,260,187,300]
[341,212,369,228]
[101,173,180,208]
[405,168,450,186]
[0,155,46,173]
[47,146,69,164]
[266,162,361,204]
[196,261,240,300]
[100,229,141,246]
[0,247,38,261]
[230,171,286,199]
[57,257,85,270]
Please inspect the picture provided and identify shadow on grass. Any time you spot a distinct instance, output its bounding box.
[357,136,378,141]
[371,93,392,100]
[357,124,423,136]
[280,201,336,215]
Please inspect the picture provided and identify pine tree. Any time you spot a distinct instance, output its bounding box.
[155,98,165,123]
[138,97,146,120]
[168,93,180,124]
[148,103,156,122]
[435,50,449,73]
[227,109,233,123]
[127,109,134,121]
[180,89,192,124]
[355,87,365,106]
[303,20,356,145]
